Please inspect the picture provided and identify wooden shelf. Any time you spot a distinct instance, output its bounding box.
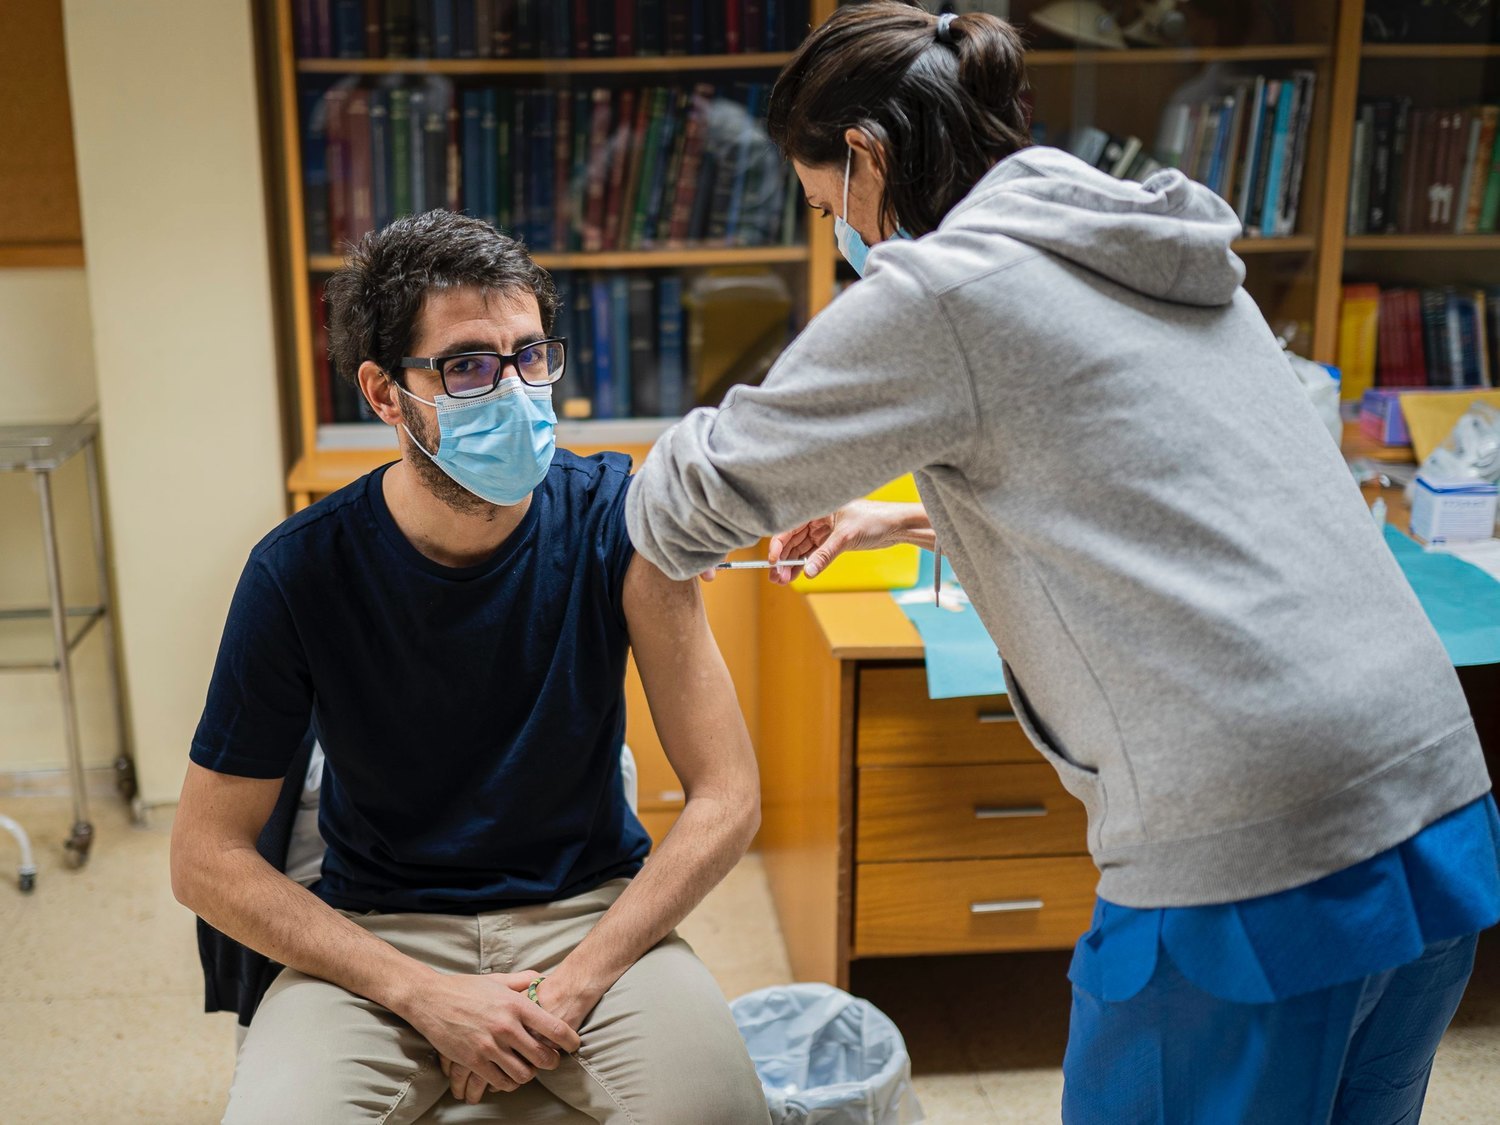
[1360,44,1500,59]
[309,245,810,273]
[0,243,84,268]
[1344,235,1500,251]
[1025,44,1330,67]
[297,52,795,76]
[1233,236,1317,254]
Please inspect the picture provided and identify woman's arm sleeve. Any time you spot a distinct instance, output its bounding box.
[625,259,979,580]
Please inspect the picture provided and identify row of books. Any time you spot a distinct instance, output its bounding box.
[1348,101,1500,236]
[1339,283,1499,400]
[311,272,697,425]
[552,272,690,419]
[303,78,799,254]
[1065,71,1317,239]
[295,0,810,59]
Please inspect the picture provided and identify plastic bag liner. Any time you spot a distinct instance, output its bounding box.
[730,983,924,1124]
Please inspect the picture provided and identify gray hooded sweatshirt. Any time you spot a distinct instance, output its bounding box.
[625,146,1489,908]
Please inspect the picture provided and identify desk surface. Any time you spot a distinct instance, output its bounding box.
[0,422,96,472]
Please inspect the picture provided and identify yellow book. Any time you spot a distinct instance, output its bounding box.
[791,475,923,593]
[1338,283,1381,403]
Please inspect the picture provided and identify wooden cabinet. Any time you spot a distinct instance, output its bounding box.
[758,583,1093,988]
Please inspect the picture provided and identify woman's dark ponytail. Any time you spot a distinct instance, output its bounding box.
[766,2,1031,237]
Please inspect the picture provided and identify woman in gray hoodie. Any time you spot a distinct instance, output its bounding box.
[625,4,1500,1122]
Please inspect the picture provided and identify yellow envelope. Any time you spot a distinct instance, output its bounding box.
[1399,390,1500,465]
[790,475,923,593]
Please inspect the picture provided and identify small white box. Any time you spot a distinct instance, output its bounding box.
[1410,475,1499,546]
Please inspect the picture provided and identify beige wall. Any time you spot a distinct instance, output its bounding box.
[62,0,286,806]
[0,269,118,772]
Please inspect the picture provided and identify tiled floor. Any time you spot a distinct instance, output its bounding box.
[1,791,1498,1123]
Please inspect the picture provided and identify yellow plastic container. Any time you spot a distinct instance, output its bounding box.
[790,475,923,593]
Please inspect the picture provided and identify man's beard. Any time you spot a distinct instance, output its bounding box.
[396,395,498,519]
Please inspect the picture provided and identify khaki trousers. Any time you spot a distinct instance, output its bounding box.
[223,879,770,1124]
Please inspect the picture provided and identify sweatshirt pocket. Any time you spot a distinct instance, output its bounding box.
[1001,662,1106,847]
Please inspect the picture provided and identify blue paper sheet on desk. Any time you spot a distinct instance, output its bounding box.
[891,551,1007,700]
[1385,526,1500,667]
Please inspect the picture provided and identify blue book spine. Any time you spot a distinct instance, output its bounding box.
[454,0,476,56]
[370,89,392,229]
[432,0,455,57]
[301,89,331,253]
[461,89,483,217]
[333,0,364,57]
[591,277,615,418]
[1205,98,1232,196]
[690,0,707,53]
[765,0,779,51]
[531,90,553,248]
[480,88,498,226]
[724,85,762,242]
[1260,82,1295,237]
[409,90,428,214]
[610,274,632,416]
[658,275,686,415]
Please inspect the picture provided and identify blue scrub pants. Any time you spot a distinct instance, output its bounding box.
[1062,932,1479,1124]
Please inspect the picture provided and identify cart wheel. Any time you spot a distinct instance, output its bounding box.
[64,822,93,869]
[18,870,35,893]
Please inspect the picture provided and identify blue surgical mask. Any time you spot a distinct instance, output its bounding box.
[834,147,913,277]
[396,377,556,506]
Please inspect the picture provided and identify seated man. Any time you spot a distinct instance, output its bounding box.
[171,210,769,1124]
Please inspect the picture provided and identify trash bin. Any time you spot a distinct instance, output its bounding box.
[731,983,924,1124]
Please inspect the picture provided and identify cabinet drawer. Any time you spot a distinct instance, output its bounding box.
[854,856,1096,956]
[857,665,1039,767]
[857,764,1087,862]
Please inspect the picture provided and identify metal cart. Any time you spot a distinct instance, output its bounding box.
[0,421,133,887]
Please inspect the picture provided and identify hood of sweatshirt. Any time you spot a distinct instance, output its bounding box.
[944,145,1246,307]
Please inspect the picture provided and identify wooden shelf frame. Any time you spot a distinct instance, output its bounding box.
[1360,44,1500,59]
[1344,235,1500,251]
[1026,44,1331,67]
[308,245,811,273]
[297,52,796,76]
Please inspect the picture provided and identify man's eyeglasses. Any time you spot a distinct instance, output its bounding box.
[400,339,567,398]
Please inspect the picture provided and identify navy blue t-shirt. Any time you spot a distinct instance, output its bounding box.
[190,450,652,914]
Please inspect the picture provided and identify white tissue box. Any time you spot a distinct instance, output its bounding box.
[1410,475,1499,545]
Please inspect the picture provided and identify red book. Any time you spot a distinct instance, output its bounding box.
[1376,288,1396,386]
[602,89,638,251]
[615,89,654,250]
[1426,111,1456,233]
[582,88,613,252]
[667,85,715,246]
[1398,109,1429,234]
[615,0,635,56]
[726,0,743,52]
[1405,288,1430,385]
[553,89,572,251]
[744,0,765,52]
[346,89,374,239]
[324,85,351,248]
[312,284,334,424]
[573,0,590,57]
[364,0,383,56]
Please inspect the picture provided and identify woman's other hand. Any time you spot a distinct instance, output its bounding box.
[768,501,933,584]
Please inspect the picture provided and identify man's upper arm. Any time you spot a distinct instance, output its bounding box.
[620,554,756,799]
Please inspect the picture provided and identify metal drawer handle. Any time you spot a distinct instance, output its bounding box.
[974,805,1047,820]
[976,711,1018,724]
[970,898,1044,915]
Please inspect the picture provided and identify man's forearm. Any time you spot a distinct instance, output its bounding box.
[178,844,435,1017]
[889,502,936,550]
[550,792,756,1000]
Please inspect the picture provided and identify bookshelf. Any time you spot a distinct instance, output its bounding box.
[1336,0,1500,409]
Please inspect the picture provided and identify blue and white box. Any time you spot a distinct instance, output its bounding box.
[1410,475,1499,545]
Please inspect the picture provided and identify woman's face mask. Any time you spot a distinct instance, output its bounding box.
[394,376,556,507]
[834,147,913,277]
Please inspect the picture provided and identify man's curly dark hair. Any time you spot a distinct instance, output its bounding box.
[323,210,559,387]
